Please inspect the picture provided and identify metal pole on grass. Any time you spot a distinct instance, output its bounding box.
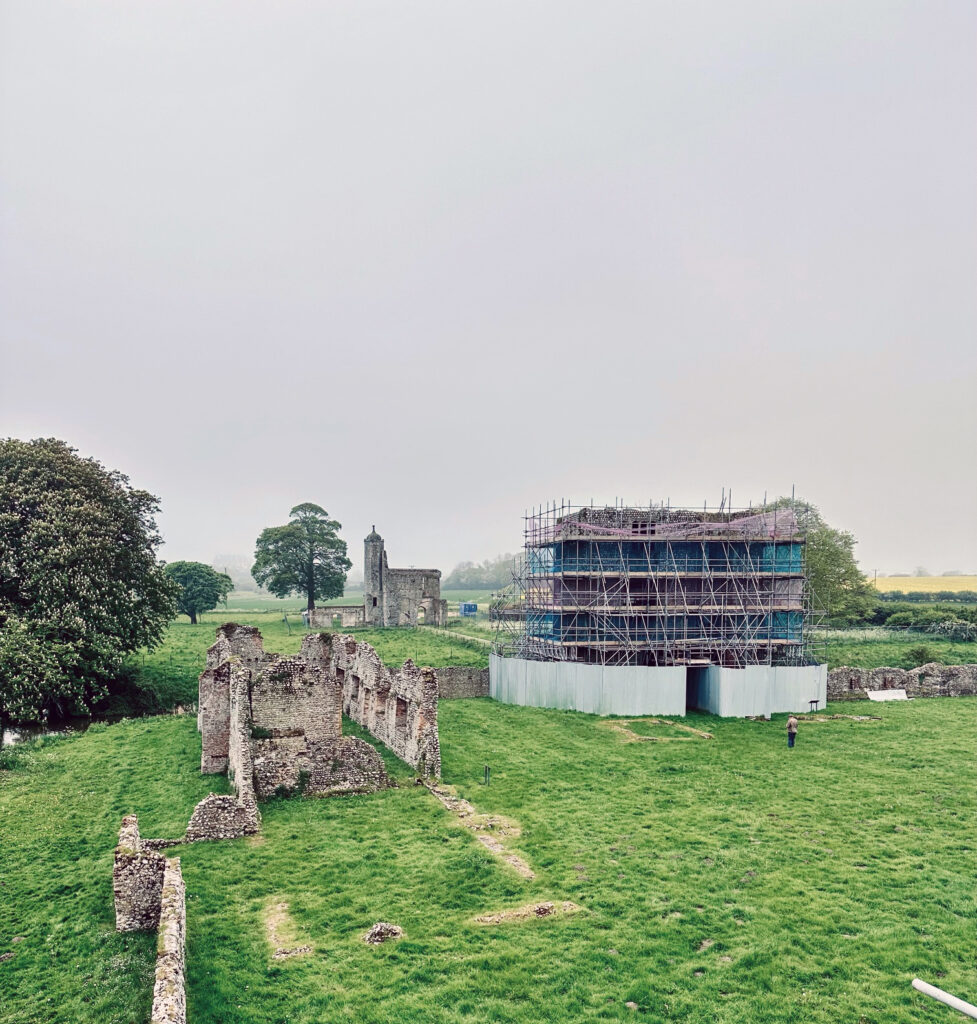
[912,979,977,1019]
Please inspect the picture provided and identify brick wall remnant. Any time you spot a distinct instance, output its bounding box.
[827,663,977,701]
[113,815,166,932]
[150,858,186,1024]
[436,666,490,699]
[335,633,441,776]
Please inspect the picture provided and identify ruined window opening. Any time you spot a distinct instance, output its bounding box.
[375,689,388,719]
[352,674,361,706]
[335,667,345,683]
[372,597,378,607]
[395,697,408,740]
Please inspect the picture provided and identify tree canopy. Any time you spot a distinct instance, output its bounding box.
[769,497,876,624]
[0,438,177,732]
[251,503,351,611]
[443,552,524,590]
[164,561,233,624]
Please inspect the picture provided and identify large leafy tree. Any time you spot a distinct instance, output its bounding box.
[251,503,351,611]
[0,438,178,735]
[768,497,877,624]
[164,561,233,624]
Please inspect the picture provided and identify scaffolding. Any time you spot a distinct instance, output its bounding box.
[492,499,825,668]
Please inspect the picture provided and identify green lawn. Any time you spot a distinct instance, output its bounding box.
[217,591,365,614]
[1,698,974,1023]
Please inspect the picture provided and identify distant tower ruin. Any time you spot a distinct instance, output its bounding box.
[308,527,448,629]
[363,528,447,627]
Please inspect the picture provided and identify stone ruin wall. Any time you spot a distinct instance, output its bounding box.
[113,817,187,1024]
[196,624,441,808]
[113,814,166,931]
[189,641,262,840]
[334,633,441,777]
[382,568,448,627]
[151,858,186,1024]
[436,666,490,699]
[308,605,367,629]
[246,633,391,797]
[827,662,977,700]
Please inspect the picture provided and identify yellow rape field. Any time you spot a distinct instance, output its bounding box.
[874,575,977,593]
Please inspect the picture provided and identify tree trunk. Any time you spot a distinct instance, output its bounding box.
[189,609,198,625]
[307,558,315,612]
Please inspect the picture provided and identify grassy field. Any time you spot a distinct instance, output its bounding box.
[821,630,976,670]
[216,592,366,614]
[440,589,498,607]
[1,698,974,1024]
[874,576,977,594]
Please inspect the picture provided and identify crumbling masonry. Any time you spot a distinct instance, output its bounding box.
[827,662,977,700]
[197,625,440,812]
[113,816,187,1024]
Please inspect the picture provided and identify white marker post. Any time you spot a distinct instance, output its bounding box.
[912,978,977,1019]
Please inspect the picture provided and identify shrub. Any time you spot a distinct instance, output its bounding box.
[931,620,977,642]
[905,645,938,668]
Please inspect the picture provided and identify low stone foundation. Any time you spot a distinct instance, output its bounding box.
[437,666,490,699]
[827,663,977,701]
[113,815,166,932]
[253,734,391,798]
[151,858,186,1024]
[113,819,188,1024]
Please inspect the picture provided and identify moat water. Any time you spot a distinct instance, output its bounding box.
[3,716,107,747]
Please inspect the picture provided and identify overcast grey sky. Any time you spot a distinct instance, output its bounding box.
[1,1,974,578]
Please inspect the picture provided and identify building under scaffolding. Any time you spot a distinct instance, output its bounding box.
[490,500,827,718]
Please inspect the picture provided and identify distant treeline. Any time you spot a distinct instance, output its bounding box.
[443,553,524,590]
[877,590,977,603]
[853,601,976,641]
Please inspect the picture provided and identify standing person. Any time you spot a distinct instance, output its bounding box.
[787,714,799,748]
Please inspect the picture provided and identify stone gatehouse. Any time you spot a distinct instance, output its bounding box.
[309,527,447,629]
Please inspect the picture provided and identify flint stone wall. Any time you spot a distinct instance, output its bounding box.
[335,634,441,776]
[254,734,391,797]
[436,666,490,699]
[308,606,366,628]
[199,624,272,774]
[196,626,425,804]
[151,858,186,1024]
[827,663,977,701]
[114,815,166,932]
